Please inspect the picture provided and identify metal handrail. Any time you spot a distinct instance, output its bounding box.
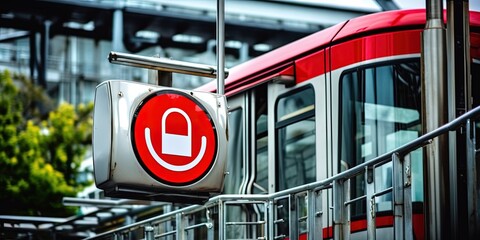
[86,105,480,239]
[108,51,229,79]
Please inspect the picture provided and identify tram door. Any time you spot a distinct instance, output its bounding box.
[223,85,271,239]
[332,55,423,238]
[267,66,328,238]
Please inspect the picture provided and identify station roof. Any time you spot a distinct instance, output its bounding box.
[0,0,377,55]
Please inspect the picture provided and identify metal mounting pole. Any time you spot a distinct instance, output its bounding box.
[216,0,225,95]
[422,0,448,238]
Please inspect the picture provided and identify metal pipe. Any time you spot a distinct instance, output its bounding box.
[426,0,443,24]
[423,0,448,238]
[216,0,225,95]
[446,0,472,238]
[108,51,228,79]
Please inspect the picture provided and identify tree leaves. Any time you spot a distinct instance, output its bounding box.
[0,70,92,217]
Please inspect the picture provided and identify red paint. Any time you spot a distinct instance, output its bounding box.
[295,49,325,83]
[131,91,217,185]
[471,33,480,59]
[196,10,480,96]
[195,21,346,95]
[282,212,425,240]
[331,30,422,71]
[332,9,427,42]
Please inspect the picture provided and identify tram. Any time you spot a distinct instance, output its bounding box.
[198,8,480,239]
[90,9,480,240]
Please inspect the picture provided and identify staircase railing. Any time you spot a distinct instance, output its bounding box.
[86,105,480,240]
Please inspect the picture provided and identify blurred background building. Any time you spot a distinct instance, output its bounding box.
[1,0,479,106]
[0,0,409,106]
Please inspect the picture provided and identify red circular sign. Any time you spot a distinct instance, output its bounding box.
[131,90,217,186]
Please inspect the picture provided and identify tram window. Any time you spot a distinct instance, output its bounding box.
[340,59,422,216]
[224,108,244,194]
[254,84,268,194]
[276,86,315,191]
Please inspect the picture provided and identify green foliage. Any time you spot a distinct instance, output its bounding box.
[0,70,93,217]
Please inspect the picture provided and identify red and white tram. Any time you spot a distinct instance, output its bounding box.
[194,8,480,240]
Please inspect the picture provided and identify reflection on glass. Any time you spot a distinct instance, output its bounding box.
[224,109,243,194]
[340,59,422,216]
[276,87,316,192]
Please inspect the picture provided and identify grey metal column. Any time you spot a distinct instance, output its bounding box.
[112,2,124,52]
[446,0,471,238]
[216,0,225,95]
[39,20,51,88]
[422,0,448,238]
[29,30,37,83]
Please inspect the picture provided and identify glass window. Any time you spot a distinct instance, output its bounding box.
[254,85,269,194]
[276,87,315,191]
[340,59,422,216]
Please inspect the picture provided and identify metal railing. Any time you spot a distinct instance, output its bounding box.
[86,105,480,240]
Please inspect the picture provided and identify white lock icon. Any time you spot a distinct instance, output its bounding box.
[161,108,192,157]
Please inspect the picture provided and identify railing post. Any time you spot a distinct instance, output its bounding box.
[218,200,225,240]
[403,155,413,240]
[308,190,320,240]
[145,226,154,240]
[393,152,413,240]
[263,201,269,240]
[365,166,376,240]
[176,212,184,240]
[333,179,349,240]
[466,119,479,238]
[206,208,215,240]
[268,200,274,240]
[393,153,404,240]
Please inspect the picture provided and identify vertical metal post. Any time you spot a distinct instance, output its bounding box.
[29,30,37,83]
[112,2,124,52]
[393,153,404,240]
[422,0,448,238]
[268,200,275,240]
[447,0,471,238]
[218,200,225,240]
[176,212,184,240]
[145,226,155,240]
[365,166,376,240]
[466,119,479,238]
[333,179,349,240]
[306,191,316,240]
[315,191,323,240]
[39,20,50,88]
[216,0,225,95]
[333,180,343,240]
[392,153,413,239]
[206,208,215,240]
[404,155,413,240]
[344,180,350,240]
[262,201,269,240]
